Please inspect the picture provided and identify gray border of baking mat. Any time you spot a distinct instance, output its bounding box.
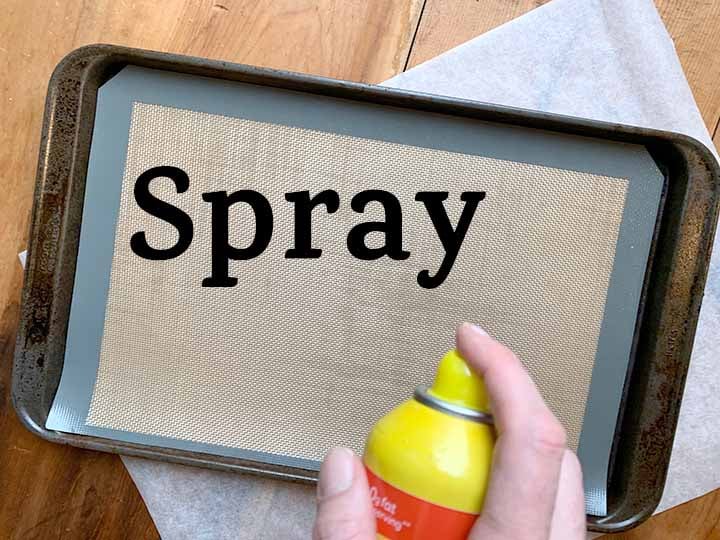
[46,66,665,516]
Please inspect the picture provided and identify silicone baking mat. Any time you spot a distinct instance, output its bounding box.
[46,66,664,515]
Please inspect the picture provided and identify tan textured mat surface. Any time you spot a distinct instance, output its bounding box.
[86,102,627,456]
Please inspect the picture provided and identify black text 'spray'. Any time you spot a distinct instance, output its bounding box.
[130,166,486,289]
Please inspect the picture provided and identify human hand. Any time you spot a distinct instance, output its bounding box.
[312,323,586,540]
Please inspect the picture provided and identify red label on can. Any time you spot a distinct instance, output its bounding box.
[365,466,478,540]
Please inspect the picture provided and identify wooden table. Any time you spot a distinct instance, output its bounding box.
[1,1,719,538]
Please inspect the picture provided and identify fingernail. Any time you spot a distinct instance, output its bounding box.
[318,447,355,498]
[462,322,488,336]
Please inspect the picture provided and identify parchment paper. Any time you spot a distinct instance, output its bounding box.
[19,0,719,537]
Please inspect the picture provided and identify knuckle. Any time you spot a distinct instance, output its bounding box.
[530,414,567,455]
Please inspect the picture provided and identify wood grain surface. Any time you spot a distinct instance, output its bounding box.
[0,1,718,538]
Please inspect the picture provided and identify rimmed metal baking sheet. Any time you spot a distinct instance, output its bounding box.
[13,45,720,533]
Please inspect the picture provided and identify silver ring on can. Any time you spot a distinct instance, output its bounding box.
[414,387,494,425]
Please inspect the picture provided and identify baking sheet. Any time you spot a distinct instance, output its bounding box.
[44,66,663,517]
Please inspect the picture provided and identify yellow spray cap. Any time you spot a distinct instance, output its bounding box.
[427,349,490,413]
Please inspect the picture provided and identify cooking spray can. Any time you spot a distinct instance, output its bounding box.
[363,349,495,540]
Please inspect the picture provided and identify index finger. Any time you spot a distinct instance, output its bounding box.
[457,323,568,540]
[456,323,560,437]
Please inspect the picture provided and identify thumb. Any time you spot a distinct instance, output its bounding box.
[313,447,376,540]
